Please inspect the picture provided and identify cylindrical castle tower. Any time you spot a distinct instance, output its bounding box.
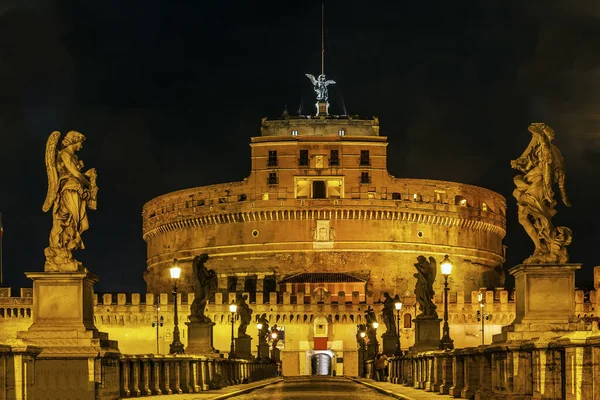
[142,115,506,297]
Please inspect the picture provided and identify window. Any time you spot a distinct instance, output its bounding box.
[360,172,370,184]
[338,129,345,136]
[329,150,339,166]
[267,172,278,185]
[312,181,326,199]
[403,313,412,329]
[291,130,298,136]
[360,150,370,166]
[391,192,401,200]
[268,150,278,167]
[299,150,309,166]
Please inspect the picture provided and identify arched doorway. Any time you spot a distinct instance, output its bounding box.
[310,353,332,376]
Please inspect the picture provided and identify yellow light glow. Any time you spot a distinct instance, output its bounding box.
[440,254,452,276]
[372,322,379,329]
[170,267,181,280]
[394,301,403,311]
[257,323,263,330]
[229,302,237,313]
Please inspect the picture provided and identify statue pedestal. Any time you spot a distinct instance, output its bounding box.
[257,343,270,360]
[17,271,119,399]
[410,317,441,352]
[235,336,253,360]
[494,263,582,342]
[382,333,399,356]
[185,321,218,355]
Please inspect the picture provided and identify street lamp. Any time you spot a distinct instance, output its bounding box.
[477,291,492,346]
[372,321,379,353]
[151,305,163,354]
[439,254,454,350]
[169,261,185,354]
[394,295,402,355]
[229,300,237,359]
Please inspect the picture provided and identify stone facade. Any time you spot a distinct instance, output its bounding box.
[142,115,507,298]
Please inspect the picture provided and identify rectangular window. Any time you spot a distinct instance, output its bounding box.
[299,150,309,166]
[360,172,370,184]
[360,150,370,166]
[291,130,298,136]
[338,129,345,136]
[267,172,278,185]
[268,150,278,167]
[329,150,339,166]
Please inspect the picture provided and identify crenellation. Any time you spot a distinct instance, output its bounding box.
[160,293,168,305]
[117,293,126,305]
[132,293,140,305]
[103,293,112,305]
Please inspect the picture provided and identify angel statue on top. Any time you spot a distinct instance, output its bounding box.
[511,123,572,264]
[305,73,336,102]
[42,131,98,272]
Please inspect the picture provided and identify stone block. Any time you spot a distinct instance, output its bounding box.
[471,291,479,304]
[234,336,253,360]
[117,293,126,305]
[499,290,508,304]
[324,291,331,304]
[20,288,33,297]
[338,291,346,304]
[160,293,168,305]
[93,294,98,306]
[214,292,223,304]
[0,287,11,297]
[352,291,360,304]
[269,292,277,305]
[297,294,304,305]
[146,293,154,306]
[185,321,217,355]
[255,292,263,305]
[283,292,291,305]
[103,293,112,306]
[187,293,195,304]
[131,293,140,305]
[228,292,236,305]
[485,291,494,305]
[411,317,441,352]
[456,291,464,304]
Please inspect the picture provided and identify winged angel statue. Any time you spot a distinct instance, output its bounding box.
[305,73,336,102]
[511,123,572,264]
[414,256,437,318]
[42,131,98,272]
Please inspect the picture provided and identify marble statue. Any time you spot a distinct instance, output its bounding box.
[42,131,98,272]
[258,313,269,344]
[511,123,572,264]
[236,294,252,338]
[364,306,378,343]
[414,256,438,318]
[306,73,336,101]
[189,254,217,323]
[381,292,397,336]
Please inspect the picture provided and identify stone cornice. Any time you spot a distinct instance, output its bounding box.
[142,207,506,241]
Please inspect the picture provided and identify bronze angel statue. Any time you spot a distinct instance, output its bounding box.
[511,123,572,264]
[42,131,98,272]
[305,73,336,102]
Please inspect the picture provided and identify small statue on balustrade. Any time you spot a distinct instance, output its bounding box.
[414,255,438,319]
[381,292,397,336]
[236,294,252,337]
[189,254,217,323]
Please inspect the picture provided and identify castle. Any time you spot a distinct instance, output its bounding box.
[0,85,525,376]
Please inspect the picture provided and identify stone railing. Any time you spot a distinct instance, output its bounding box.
[0,344,41,399]
[383,335,600,399]
[119,355,278,397]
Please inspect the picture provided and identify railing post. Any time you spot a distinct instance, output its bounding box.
[449,352,464,396]
[429,353,443,392]
[461,349,479,398]
[163,359,172,395]
[120,357,130,398]
[142,358,152,396]
[474,349,492,400]
[173,359,182,394]
[130,358,141,397]
[439,353,453,395]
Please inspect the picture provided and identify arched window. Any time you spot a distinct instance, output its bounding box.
[314,287,327,303]
[455,195,468,207]
[403,313,412,329]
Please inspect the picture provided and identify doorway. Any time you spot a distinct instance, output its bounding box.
[310,353,332,376]
[312,180,326,199]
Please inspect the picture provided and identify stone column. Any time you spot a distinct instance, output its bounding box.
[448,353,464,396]
[438,354,453,395]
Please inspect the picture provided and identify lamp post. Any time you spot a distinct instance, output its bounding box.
[394,295,402,355]
[229,300,237,359]
[169,261,185,354]
[359,329,367,377]
[151,305,163,354]
[372,321,379,354]
[477,291,492,346]
[439,254,454,350]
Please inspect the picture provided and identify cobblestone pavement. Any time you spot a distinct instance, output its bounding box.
[232,377,396,399]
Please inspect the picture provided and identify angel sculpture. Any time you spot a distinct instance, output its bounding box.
[305,73,336,102]
[42,131,98,272]
[414,256,438,318]
[236,294,253,338]
[189,254,217,323]
[511,123,572,264]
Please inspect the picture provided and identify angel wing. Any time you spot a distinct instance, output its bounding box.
[427,257,437,284]
[305,73,317,86]
[325,80,336,85]
[42,131,61,212]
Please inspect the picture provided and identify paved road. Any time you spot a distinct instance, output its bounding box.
[232,377,395,399]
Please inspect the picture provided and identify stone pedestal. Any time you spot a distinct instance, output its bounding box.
[234,336,253,360]
[494,263,581,342]
[257,343,270,360]
[410,317,441,352]
[17,271,120,400]
[381,333,399,356]
[185,321,218,355]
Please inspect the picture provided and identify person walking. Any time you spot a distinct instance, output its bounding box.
[374,353,388,382]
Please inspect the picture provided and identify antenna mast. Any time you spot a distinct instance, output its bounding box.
[321,3,325,75]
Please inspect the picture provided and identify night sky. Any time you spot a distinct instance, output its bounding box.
[1,1,599,293]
